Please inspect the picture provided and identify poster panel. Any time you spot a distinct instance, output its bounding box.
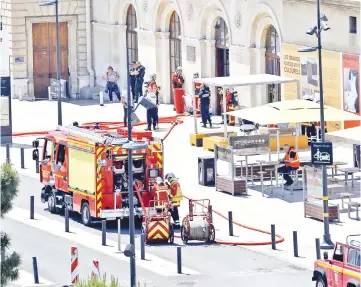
[282,43,342,132]
[342,53,360,129]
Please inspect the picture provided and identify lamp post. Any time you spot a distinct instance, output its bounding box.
[299,0,333,249]
[39,0,62,126]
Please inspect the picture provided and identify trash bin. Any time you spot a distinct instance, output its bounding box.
[353,144,360,168]
[198,156,215,186]
[173,88,185,114]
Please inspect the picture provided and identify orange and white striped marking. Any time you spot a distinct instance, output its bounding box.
[71,247,79,284]
[91,260,101,279]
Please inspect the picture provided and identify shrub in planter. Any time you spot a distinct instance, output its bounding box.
[74,274,121,287]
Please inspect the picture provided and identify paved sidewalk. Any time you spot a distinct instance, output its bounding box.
[3,99,360,272]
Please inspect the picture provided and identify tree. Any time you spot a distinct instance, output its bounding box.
[1,162,21,286]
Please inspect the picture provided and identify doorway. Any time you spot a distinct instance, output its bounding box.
[215,17,229,115]
[32,22,69,99]
[265,26,281,103]
[169,11,182,104]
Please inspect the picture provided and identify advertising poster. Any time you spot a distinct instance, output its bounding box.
[342,53,360,129]
[282,43,342,132]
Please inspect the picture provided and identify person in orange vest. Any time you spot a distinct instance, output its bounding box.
[277,144,300,186]
[151,177,170,211]
[172,67,184,89]
[165,172,183,225]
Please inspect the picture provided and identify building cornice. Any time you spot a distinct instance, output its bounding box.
[284,0,360,10]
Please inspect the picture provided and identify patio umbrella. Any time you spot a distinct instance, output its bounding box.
[325,126,361,144]
[227,100,361,125]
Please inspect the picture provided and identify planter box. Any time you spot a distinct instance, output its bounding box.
[216,176,246,195]
[304,200,339,222]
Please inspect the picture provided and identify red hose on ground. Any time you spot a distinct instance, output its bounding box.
[174,195,285,246]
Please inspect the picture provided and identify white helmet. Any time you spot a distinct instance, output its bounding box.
[150,73,156,81]
[155,177,163,184]
[165,172,175,181]
[176,66,182,72]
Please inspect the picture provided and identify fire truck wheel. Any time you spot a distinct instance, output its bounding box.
[316,277,326,287]
[81,202,92,226]
[47,190,58,214]
[169,225,174,244]
[181,225,189,244]
[207,224,215,243]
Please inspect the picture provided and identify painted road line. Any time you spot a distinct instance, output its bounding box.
[8,270,56,287]
[7,206,200,277]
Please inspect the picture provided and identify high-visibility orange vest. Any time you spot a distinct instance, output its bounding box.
[285,148,300,168]
[153,184,169,209]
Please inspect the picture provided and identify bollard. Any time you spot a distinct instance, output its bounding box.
[35,158,40,174]
[209,205,213,223]
[65,208,70,232]
[117,218,121,252]
[6,144,10,163]
[271,224,276,250]
[177,247,182,274]
[228,211,233,236]
[293,231,298,257]
[99,91,104,106]
[102,220,106,246]
[315,238,321,260]
[30,196,35,219]
[20,148,25,169]
[140,234,145,260]
[32,257,39,284]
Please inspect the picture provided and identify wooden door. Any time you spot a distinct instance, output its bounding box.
[33,22,68,99]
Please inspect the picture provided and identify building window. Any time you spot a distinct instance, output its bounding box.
[349,16,357,34]
[265,26,280,55]
[169,11,182,103]
[126,5,138,63]
[215,17,229,49]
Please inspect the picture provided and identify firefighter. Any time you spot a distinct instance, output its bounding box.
[165,172,182,225]
[172,66,184,89]
[277,144,300,186]
[151,177,170,211]
[198,84,212,128]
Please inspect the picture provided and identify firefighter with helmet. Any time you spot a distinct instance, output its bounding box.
[172,66,184,89]
[165,172,183,226]
[151,177,169,211]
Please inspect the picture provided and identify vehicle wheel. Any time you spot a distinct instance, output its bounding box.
[81,202,91,226]
[181,225,189,244]
[169,225,174,244]
[316,277,326,287]
[47,190,58,214]
[208,224,215,243]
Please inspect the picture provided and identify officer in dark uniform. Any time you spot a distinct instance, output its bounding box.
[129,61,136,101]
[198,85,212,128]
[134,61,145,103]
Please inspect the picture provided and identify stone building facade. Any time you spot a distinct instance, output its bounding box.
[1,0,95,100]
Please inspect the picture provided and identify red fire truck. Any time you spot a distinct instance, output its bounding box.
[312,235,360,287]
[32,125,170,226]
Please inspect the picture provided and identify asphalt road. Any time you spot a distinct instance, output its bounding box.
[3,174,314,286]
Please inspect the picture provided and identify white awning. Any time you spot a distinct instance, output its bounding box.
[227,100,361,125]
[326,126,361,144]
[192,74,298,87]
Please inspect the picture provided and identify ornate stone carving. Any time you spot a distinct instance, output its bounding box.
[235,12,242,28]
[143,0,148,13]
[187,4,193,20]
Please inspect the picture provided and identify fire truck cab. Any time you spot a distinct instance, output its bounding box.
[32,125,165,226]
[312,235,360,287]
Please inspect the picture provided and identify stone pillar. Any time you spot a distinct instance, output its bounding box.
[250,47,266,106]
[117,24,128,90]
[136,29,157,80]
[12,79,29,101]
[155,32,171,104]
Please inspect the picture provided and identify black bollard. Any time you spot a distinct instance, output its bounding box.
[271,224,276,250]
[177,247,182,274]
[102,220,106,246]
[65,208,69,232]
[6,144,10,163]
[35,158,40,174]
[20,148,25,169]
[293,231,298,257]
[316,238,321,260]
[140,234,145,260]
[32,257,39,284]
[30,196,34,219]
[228,211,233,236]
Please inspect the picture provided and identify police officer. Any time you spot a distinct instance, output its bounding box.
[129,61,137,101]
[134,61,145,103]
[198,84,212,128]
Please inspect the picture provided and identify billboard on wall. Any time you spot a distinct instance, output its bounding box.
[342,53,360,129]
[282,43,342,132]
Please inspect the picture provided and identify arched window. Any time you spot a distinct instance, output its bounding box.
[169,12,182,75]
[126,5,138,63]
[215,17,229,49]
[265,26,280,103]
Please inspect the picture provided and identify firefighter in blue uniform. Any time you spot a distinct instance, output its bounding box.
[198,84,212,128]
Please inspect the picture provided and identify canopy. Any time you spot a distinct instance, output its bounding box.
[193,74,298,87]
[326,126,361,145]
[227,100,361,125]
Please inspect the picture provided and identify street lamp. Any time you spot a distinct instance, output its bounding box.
[298,0,334,249]
[39,0,62,126]
[123,140,148,287]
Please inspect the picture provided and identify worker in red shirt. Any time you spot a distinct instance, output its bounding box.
[165,172,183,226]
[172,67,184,89]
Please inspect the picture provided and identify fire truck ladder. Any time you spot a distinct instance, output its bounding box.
[56,125,128,145]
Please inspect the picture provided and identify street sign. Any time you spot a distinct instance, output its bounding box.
[0,76,12,143]
[311,142,333,165]
[230,134,270,149]
[215,146,232,163]
[50,78,67,98]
